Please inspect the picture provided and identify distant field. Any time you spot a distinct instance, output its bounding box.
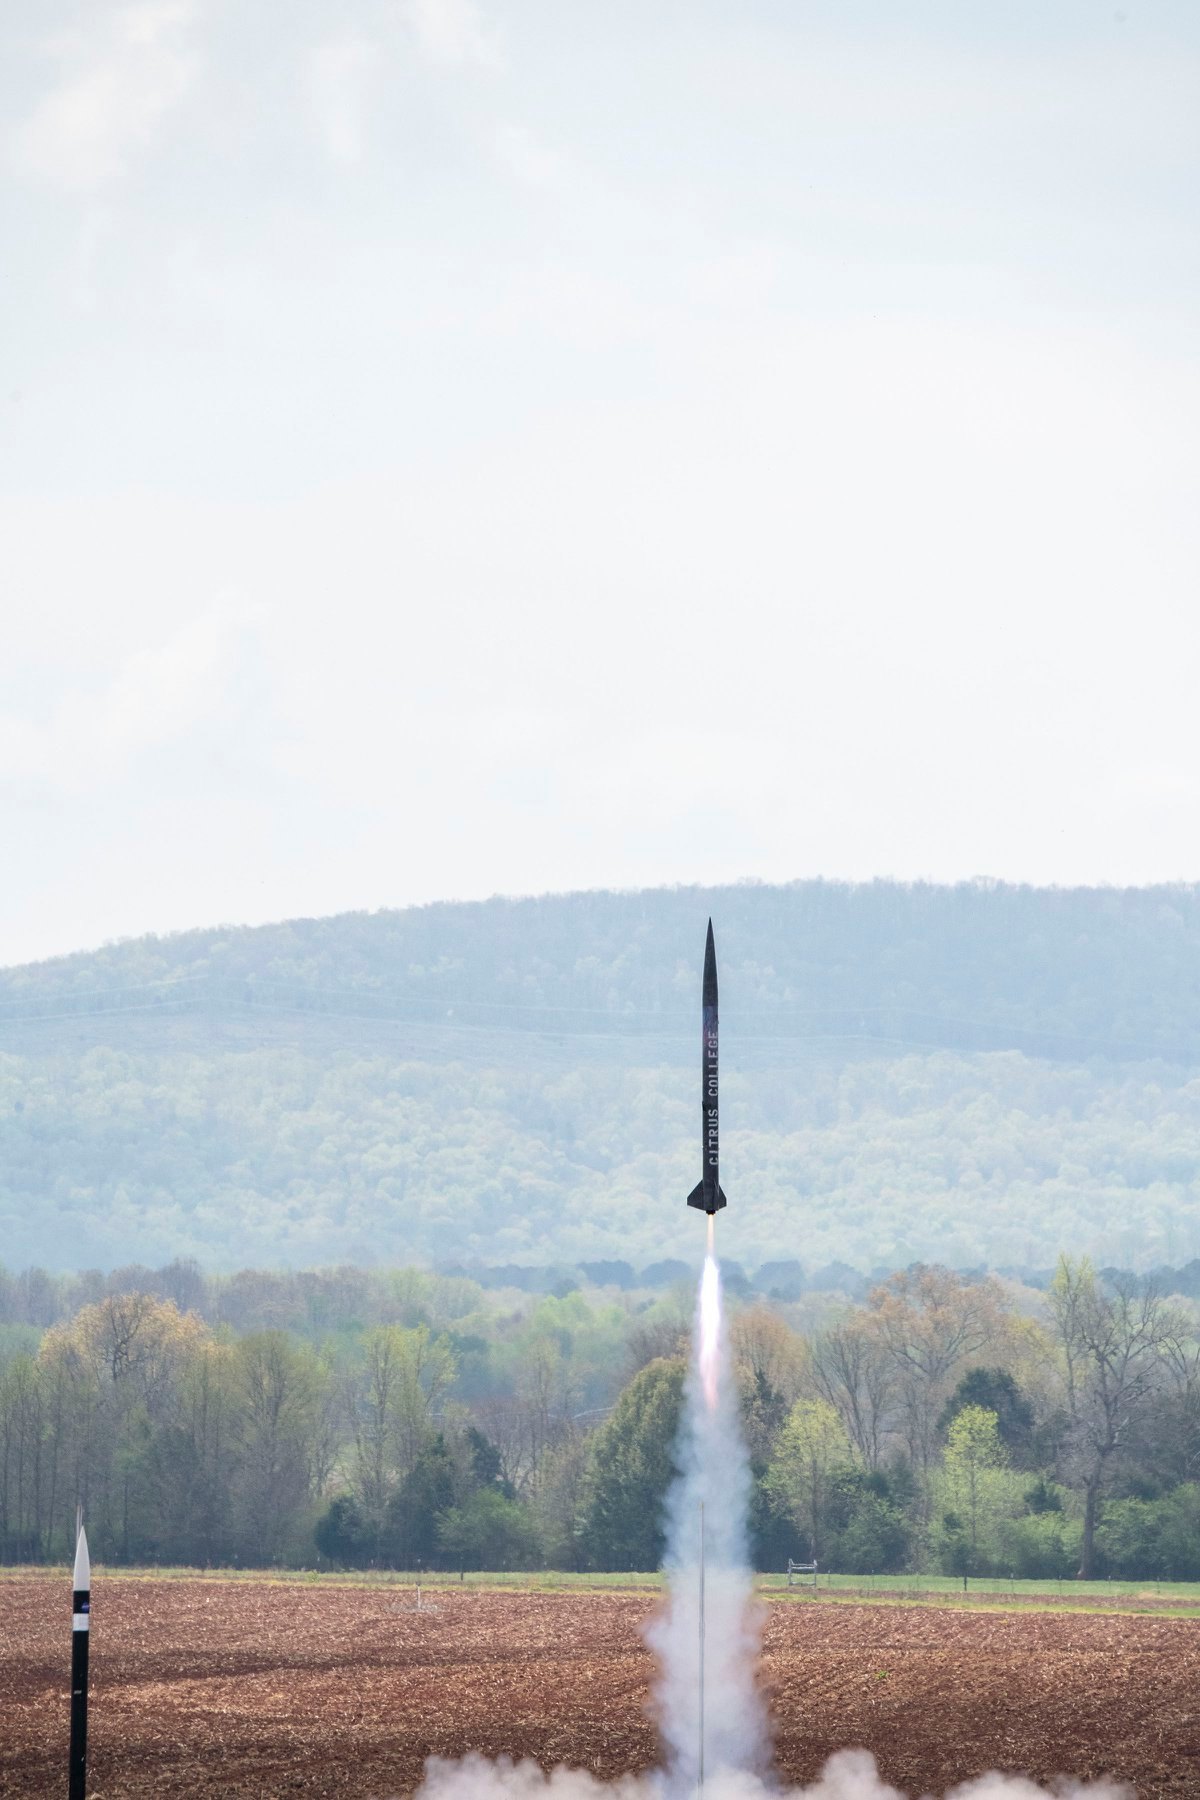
[6,1564,1200,1616]
[3,1577,1198,1797]
[763,1570,1200,1615]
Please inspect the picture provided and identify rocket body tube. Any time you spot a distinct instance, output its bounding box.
[687,920,728,1215]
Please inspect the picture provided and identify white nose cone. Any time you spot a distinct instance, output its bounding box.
[73,1525,91,1592]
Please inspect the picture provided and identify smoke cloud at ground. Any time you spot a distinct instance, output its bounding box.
[410,1256,1133,1800]
[415,1750,1130,1800]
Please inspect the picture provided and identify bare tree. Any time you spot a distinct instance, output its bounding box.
[868,1266,1011,1487]
[1154,1302,1200,1483]
[811,1318,896,1471]
[625,1311,689,1377]
[474,1336,577,1497]
[234,1332,323,1564]
[1050,1256,1183,1577]
[732,1305,807,1403]
[532,1431,591,1570]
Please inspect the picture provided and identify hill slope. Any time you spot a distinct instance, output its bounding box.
[2,880,1199,1273]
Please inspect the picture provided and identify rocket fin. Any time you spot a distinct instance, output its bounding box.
[716,1186,728,1212]
[687,1182,706,1210]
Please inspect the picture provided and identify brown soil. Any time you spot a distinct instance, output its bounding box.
[2,1579,1197,1798]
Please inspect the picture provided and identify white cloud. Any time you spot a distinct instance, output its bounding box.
[0,607,259,796]
[11,2,200,193]
[73,204,115,308]
[492,124,573,194]
[305,37,378,166]
[399,0,499,69]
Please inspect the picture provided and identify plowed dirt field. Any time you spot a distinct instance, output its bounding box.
[2,1578,1197,1797]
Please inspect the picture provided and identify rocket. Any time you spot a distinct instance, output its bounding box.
[687,920,727,1215]
[70,1520,90,1800]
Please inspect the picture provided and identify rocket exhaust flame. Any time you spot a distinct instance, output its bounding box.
[698,1256,720,1414]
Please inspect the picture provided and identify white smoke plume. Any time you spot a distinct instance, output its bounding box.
[646,1254,769,1787]
[410,1254,1132,1800]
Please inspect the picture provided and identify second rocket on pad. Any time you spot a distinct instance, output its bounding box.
[687,919,727,1215]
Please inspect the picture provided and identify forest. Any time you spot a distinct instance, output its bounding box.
[3,1257,1199,1582]
[3,880,1200,1274]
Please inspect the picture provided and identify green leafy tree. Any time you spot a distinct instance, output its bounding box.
[584,1357,684,1570]
[315,1493,368,1566]
[1000,1510,1081,1579]
[438,1488,541,1571]
[827,1468,912,1573]
[939,1368,1036,1467]
[764,1397,853,1563]
[1095,1485,1200,1580]
[37,1294,208,1562]
[938,1405,1012,1575]
[383,1435,457,1567]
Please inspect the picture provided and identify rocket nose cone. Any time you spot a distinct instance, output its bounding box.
[73,1526,90,1591]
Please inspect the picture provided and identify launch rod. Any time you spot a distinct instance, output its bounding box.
[698,1499,706,1797]
[70,1520,90,1800]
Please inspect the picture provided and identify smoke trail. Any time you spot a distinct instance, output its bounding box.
[409,1249,1134,1800]
[646,1253,768,1790]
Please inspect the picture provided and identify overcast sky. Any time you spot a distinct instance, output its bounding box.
[2,0,1198,967]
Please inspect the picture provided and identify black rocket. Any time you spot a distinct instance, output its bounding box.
[687,920,727,1215]
[70,1521,90,1800]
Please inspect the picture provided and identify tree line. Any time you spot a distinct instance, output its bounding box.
[3,1258,1198,1580]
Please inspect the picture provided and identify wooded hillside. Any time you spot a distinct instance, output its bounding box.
[2,880,1199,1273]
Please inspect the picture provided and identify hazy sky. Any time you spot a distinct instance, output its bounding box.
[3,0,1198,966]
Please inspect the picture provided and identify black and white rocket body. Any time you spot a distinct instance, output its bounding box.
[687,920,728,1215]
[69,1524,90,1800]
